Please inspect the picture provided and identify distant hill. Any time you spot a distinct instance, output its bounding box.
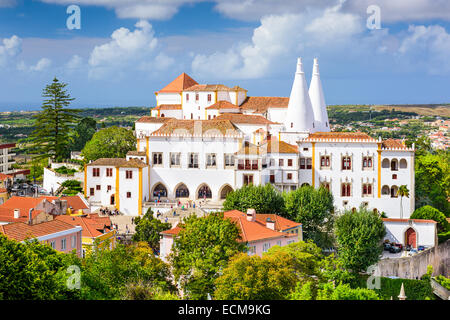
[373,104,450,117]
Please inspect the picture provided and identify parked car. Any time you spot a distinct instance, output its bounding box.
[389,245,402,253]
[383,243,392,251]
[418,245,425,251]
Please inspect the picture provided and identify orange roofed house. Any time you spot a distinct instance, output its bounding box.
[0,219,83,257]
[159,209,302,261]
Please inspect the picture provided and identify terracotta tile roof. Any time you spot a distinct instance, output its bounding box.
[160,210,298,243]
[184,84,245,92]
[0,188,6,193]
[87,158,147,168]
[127,151,147,156]
[151,119,240,136]
[305,131,376,141]
[157,73,198,93]
[153,104,182,110]
[239,97,289,113]
[382,138,407,149]
[0,173,14,180]
[137,116,173,123]
[382,218,437,224]
[55,214,112,238]
[0,220,79,242]
[255,214,301,231]
[0,207,45,223]
[215,113,277,125]
[223,210,297,242]
[260,137,298,154]
[0,143,16,149]
[206,100,240,110]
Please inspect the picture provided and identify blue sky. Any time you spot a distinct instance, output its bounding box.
[1,0,450,110]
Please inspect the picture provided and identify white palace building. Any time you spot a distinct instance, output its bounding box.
[84,58,434,241]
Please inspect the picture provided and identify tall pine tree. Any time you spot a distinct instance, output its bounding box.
[27,78,80,161]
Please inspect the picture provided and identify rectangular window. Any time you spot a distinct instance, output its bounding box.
[269,158,275,167]
[152,153,163,166]
[321,182,330,191]
[188,153,199,168]
[71,235,76,248]
[106,168,113,177]
[61,238,66,250]
[224,154,235,167]
[251,160,258,170]
[125,170,133,179]
[96,185,101,190]
[287,173,292,180]
[300,158,306,169]
[341,183,351,197]
[248,246,256,255]
[288,159,293,167]
[107,185,112,191]
[207,94,211,102]
[279,159,284,167]
[92,168,100,177]
[243,174,253,185]
[206,153,216,167]
[186,93,189,102]
[170,153,181,166]
[195,93,199,101]
[262,242,271,253]
[342,156,352,170]
[127,192,131,198]
[90,188,94,196]
[306,158,312,169]
[50,241,55,249]
[362,156,373,169]
[320,156,330,168]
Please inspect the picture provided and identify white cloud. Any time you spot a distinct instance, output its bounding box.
[66,54,83,69]
[0,35,22,67]
[17,57,52,72]
[88,19,172,79]
[341,0,450,23]
[191,4,364,79]
[0,0,16,8]
[397,25,450,74]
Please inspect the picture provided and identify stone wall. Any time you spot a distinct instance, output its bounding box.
[375,240,450,279]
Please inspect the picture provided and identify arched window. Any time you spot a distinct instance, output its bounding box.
[301,183,310,187]
[197,184,212,199]
[382,158,390,168]
[381,185,390,195]
[175,184,189,198]
[390,185,398,198]
[153,183,167,198]
[161,113,165,117]
[391,159,398,171]
[399,159,407,169]
[220,185,233,199]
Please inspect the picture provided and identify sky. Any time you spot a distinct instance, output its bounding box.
[1,0,450,110]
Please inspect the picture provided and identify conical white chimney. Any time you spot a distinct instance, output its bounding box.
[284,58,315,133]
[309,58,330,132]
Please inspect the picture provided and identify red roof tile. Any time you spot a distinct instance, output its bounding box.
[55,214,112,238]
[157,73,198,93]
[0,220,79,242]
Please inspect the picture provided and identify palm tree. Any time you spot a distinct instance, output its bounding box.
[397,185,410,219]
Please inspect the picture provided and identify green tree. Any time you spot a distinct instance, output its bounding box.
[214,252,298,300]
[283,186,335,249]
[132,210,171,252]
[169,212,246,299]
[316,282,380,300]
[223,184,285,214]
[81,126,136,162]
[76,241,174,299]
[334,206,386,272]
[0,234,77,299]
[415,152,450,216]
[398,185,410,219]
[26,78,80,161]
[69,117,97,152]
[27,157,49,182]
[411,205,449,233]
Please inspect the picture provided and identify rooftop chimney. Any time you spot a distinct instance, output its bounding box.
[28,208,34,225]
[266,218,275,230]
[246,208,256,222]
[14,209,20,219]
